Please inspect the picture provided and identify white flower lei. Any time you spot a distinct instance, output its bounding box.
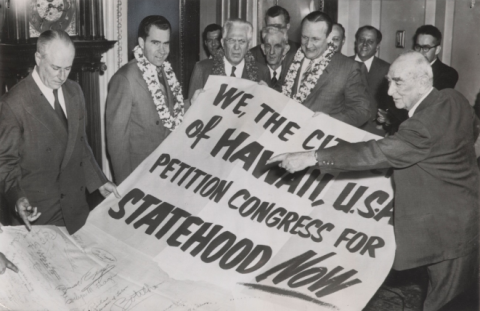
[282,42,336,104]
[133,45,184,131]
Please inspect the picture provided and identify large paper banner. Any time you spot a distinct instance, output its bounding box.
[88,77,396,310]
[0,77,395,311]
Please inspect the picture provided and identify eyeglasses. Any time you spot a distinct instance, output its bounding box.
[414,44,439,53]
[224,38,247,46]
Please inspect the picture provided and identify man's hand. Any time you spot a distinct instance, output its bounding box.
[0,252,18,274]
[191,89,205,104]
[377,109,391,126]
[266,150,317,174]
[98,182,121,199]
[15,197,41,231]
[258,80,268,86]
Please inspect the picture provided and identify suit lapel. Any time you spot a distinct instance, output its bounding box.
[61,82,80,170]
[23,75,68,142]
[304,56,334,101]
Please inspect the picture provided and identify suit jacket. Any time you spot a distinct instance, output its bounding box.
[106,59,186,184]
[188,58,270,99]
[316,88,479,270]
[292,52,373,127]
[432,58,459,90]
[0,74,107,234]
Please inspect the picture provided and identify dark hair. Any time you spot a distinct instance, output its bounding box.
[138,15,171,40]
[301,11,333,36]
[265,5,290,24]
[355,25,382,43]
[37,30,74,56]
[334,23,345,36]
[203,23,222,41]
[414,25,442,45]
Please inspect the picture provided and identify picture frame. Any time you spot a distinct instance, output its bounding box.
[28,0,79,38]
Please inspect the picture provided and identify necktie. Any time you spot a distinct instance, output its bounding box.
[53,89,67,130]
[271,71,278,85]
[156,67,167,94]
[230,66,236,77]
[360,61,368,76]
[301,60,313,84]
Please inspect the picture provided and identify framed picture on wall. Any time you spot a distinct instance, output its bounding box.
[28,0,79,37]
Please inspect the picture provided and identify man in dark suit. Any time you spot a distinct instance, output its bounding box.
[0,30,119,234]
[260,26,292,92]
[249,5,299,66]
[107,16,193,184]
[188,19,270,98]
[352,25,402,135]
[203,23,222,58]
[331,23,345,54]
[283,11,372,128]
[414,25,458,90]
[269,51,479,311]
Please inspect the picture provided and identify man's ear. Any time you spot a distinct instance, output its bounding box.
[138,37,145,49]
[261,43,266,54]
[435,45,442,57]
[286,23,291,30]
[283,43,290,56]
[34,51,41,66]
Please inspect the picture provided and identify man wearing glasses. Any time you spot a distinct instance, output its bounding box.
[414,25,458,90]
[188,19,269,99]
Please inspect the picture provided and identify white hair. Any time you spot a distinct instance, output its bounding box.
[261,26,288,44]
[222,19,253,41]
[395,51,433,87]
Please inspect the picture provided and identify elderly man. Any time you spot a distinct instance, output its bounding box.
[352,25,399,135]
[0,30,119,234]
[269,51,479,311]
[414,25,458,90]
[250,5,299,66]
[203,23,222,58]
[330,23,345,53]
[261,26,292,92]
[379,25,459,134]
[282,11,372,127]
[188,19,269,98]
[107,16,194,184]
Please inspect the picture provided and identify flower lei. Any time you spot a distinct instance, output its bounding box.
[211,49,259,82]
[282,42,336,104]
[133,45,184,131]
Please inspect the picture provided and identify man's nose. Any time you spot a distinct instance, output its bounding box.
[59,69,67,80]
[387,83,394,96]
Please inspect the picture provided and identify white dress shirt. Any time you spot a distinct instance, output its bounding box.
[32,67,68,118]
[224,57,245,78]
[268,65,282,81]
[354,55,374,72]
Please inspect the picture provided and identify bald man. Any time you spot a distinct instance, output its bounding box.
[269,51,479,311]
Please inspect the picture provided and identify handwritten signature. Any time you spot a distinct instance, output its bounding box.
[110,282,164,311]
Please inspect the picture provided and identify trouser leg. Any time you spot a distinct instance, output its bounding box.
[423,251,478,311]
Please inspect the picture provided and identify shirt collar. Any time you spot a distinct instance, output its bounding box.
[354,55,374,72]
[268,65,282,78]
[224,57,245,78]
[32,67,58,101]
[408,87,434,117]
[430,58,437,66]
